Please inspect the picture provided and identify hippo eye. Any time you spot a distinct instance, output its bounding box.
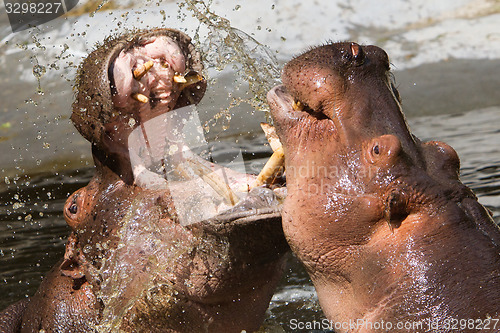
[69,203,78,215]
[373,145,380,155]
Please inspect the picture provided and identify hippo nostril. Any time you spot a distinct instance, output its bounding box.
[350,42,365,66]
[385,191,409,231]
[69,203,78,215]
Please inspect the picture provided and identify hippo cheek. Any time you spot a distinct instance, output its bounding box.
[267,85,337,157]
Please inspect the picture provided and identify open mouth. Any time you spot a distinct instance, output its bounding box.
[267,84,327,121]
[291,96,314,114]
[108,33,206,122]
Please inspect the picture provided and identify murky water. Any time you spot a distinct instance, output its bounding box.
[1,0,499,331]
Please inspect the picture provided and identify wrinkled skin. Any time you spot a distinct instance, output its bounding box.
[268,42,500,332]
[0,29,289,332]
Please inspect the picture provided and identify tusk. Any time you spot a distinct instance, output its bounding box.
[184,158,239,206]
[260,122,282,152]
[173,75,187,83]
[178,73,204,90]
[133,60,154,80]
[131,93,149,103]
[249,123,285,189]
[250,147,285,189]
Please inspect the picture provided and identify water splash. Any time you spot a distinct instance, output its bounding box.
[182,0,282,128]
[8,0,282,131]
[95,195,197,332]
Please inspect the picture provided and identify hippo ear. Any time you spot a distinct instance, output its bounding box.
[365,134,402,167]
[60,233,86,280]
[384,191,409,231]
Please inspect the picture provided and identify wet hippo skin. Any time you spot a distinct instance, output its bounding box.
[0,29,289,332]
[267,42,500,332]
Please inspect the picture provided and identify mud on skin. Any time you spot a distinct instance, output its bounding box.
[0,28,289,333]
[268,42,500,332]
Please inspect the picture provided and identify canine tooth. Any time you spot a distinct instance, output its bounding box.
[251,147,285,189]
[173,75,187,83]
[131,93,149,103]
[179,73,204,90]
[293,100,304,111]
[133,60,154,80]
[260,122,282,152]
[184,158,239,206]
[249,123,285,189]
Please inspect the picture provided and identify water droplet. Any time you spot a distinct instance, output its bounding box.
[32,64,46,78]
[83,244,92,254]
[128,118,136,128]
[168,145,178,155]
[12,202,24,210]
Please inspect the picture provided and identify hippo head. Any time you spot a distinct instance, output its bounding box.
[268,42,500,324]
[71,28,209,186]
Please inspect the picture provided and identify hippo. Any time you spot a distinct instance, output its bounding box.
[0,28,289,332]
[267,42,500,332]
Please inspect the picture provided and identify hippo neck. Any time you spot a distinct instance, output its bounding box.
[92,145,134,184]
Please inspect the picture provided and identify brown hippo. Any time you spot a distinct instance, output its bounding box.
[0,28,289,332]
[267,42,500,332]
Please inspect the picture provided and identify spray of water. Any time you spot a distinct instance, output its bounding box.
[183,0,281,112]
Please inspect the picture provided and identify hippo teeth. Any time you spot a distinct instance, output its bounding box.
[292,99,304,111]
[130,71,204,107]
[133,60,154,80]
[131,93,149,103]
[292,98,317,116]
[177,72,204,91]
[250,123,285,189]
[177,158,240,206]
[173,74,187,83]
